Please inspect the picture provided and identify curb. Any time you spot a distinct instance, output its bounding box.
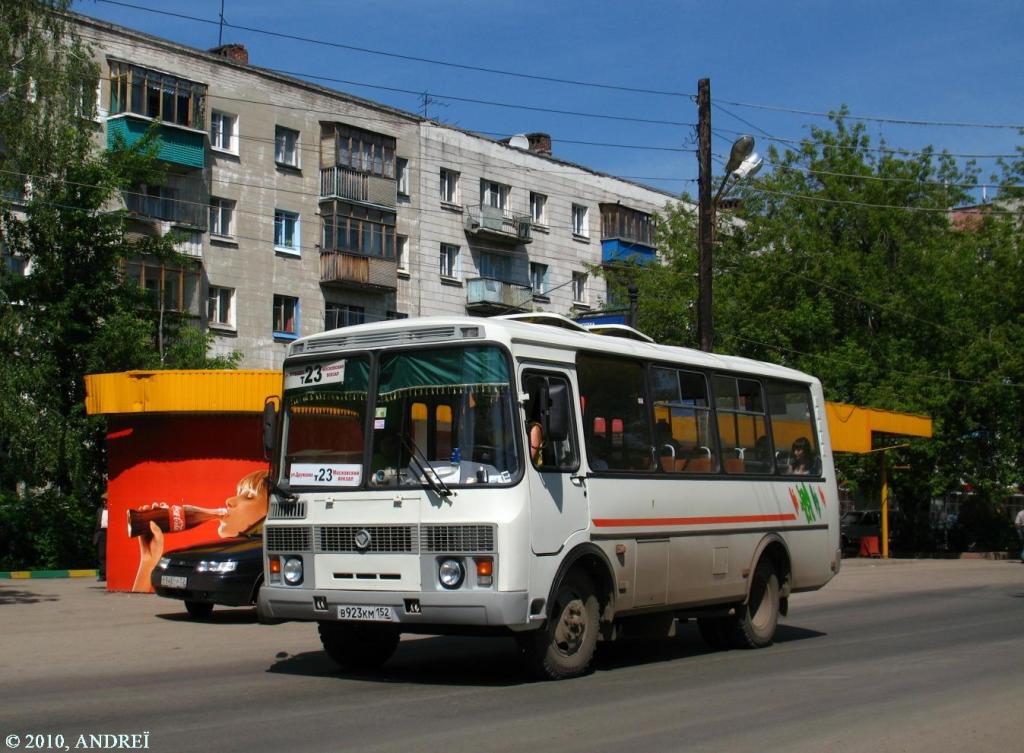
[0,569,99,579]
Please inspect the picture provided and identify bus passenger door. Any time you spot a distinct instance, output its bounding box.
[523,370,589,554]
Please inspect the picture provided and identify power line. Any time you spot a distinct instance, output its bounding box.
[88,1,696,99]
[741,183,1021,215]
[716,97,1024,131]
[713,125,1020,160]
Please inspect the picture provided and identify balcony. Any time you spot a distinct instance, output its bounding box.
[320,250,397,292]
[320,166,397,208]
[464,205,532,245]
[106,113,206,170]
[601,239,657,266]
[466,278,533,314]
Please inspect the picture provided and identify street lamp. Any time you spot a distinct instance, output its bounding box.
[696,78,762,352]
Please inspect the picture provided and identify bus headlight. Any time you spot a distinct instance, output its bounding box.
[438,558,464,589]
[283,556,304,585]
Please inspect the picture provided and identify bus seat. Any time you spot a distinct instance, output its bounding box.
[724,458,745,474]
[682,457,713,473]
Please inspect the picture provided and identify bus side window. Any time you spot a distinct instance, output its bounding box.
[522,372,579,472]
[577,353,650,472]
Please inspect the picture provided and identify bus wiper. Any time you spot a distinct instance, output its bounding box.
[399,435,452,498]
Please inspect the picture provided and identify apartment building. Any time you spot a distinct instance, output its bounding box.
[69,12,683,369]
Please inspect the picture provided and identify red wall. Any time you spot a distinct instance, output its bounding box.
[105,414,267,592]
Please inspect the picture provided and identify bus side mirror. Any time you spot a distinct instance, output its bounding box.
[262,400,278,459]
[547,382,570,443]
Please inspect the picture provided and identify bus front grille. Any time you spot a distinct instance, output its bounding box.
[316,525,419,553]
[422,524,495,553]
[265,525,312,552]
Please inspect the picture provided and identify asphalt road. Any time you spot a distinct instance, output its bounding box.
[2,558,1022,753]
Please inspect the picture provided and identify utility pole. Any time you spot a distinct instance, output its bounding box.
[696,78,714,352]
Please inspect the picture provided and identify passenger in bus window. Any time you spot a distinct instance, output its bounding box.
[788,437,817,475]
[526,382,546,468]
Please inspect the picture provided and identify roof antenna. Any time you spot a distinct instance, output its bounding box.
[218,0,226,47]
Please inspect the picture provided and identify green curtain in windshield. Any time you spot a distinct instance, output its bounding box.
[287,358,370,404]
[377,347,509,401]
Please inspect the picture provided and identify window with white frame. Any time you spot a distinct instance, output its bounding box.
[572,271,588,304]
[210,111,238,154]
[440,168,459,205]
[209,197,235,238]
[530,262,550,296]
[397,157,410,197]
[207,285,235,328]
[530,192,547,225]
[396,234,409,272]
[272,294,299,338]
[480,179,509,210]
[572,203,589,237]
[274,126,300,168]
[274,209,300,254]
[324,302,365,330]
[440,243,460,280]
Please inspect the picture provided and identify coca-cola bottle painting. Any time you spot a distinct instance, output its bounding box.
[131,470,270,593]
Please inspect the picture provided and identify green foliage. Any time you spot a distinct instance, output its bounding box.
[0,4,241,569]
[634,112,1023,552]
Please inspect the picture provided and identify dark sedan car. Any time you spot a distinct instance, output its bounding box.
[151,535,263,618]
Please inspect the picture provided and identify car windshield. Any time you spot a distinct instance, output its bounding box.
[368,346,520,488]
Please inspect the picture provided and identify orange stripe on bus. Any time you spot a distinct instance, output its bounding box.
[592,513,799,527]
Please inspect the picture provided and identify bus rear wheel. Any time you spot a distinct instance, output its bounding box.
[318,622,400,671]
[728,559,780,649]
[520,571,600,680]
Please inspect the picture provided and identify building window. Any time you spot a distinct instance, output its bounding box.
[396,234,409,272]
[325,302,365,330]
[440,168,459,205]
[572,203,589,237]
[274,209,300,254]
[275,126,300,168]
[530,192,547,225]
[481,179,509,210]
[322,202,396,259]
[479,251,510,281]
[108,61,206,128]
[386,310,409,320]
[572,271,588,304]
[397,157,410,197]
[273,294,299,339]
[440,243,460,280]
[128,260,199,314]
[334,124,395,178]
[207,285,235,328]
[209,197,235,238]
[210,111,237,154]
[530,263,549,296]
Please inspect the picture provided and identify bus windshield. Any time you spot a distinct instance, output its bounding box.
[369,346,520,488]
[282,357,371,488]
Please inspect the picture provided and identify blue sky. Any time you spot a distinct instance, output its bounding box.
[75,0,1023,200]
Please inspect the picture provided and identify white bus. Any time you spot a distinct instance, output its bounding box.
[258,314,840,679]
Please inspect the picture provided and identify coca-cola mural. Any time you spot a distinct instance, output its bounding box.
[104,414,269,592]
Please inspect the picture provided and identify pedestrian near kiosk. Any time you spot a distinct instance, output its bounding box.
[1014,507,1024,562]
[94,493,108,581]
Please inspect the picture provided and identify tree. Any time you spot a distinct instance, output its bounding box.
[0,3,240,568]
[631,113,1023,551]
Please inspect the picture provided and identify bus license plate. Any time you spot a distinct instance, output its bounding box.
[160,575,187,589]
[337,605,397,622]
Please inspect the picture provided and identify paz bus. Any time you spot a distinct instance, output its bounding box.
[257,314,840,679]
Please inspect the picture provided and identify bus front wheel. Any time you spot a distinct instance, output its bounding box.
[318,622,400,671]
[520,571,600,680]
[729,559,780,649]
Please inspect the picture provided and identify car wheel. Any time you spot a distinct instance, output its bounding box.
[728,559,780,649]
[184,600,214,619]
[519,570,600,680]
[317,622,400,671]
